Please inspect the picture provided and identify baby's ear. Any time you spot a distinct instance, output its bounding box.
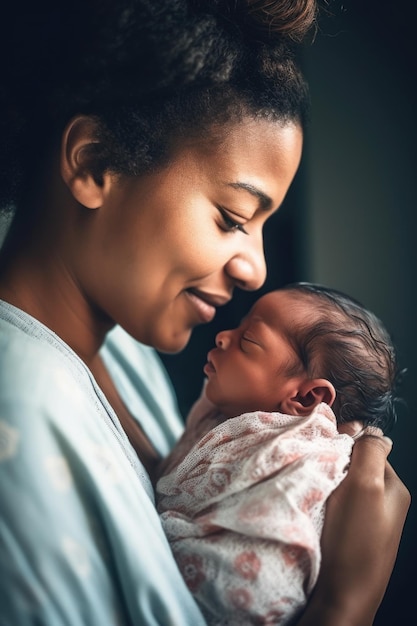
[280,378,336,416]
[60,115,112,209]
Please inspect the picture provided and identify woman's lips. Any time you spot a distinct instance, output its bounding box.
[184,289,217,323]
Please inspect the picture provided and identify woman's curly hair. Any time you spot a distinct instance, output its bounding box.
[0,0,317,212]
[282,282,405,432]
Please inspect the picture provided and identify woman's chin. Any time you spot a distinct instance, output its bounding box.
[155,329,192,354]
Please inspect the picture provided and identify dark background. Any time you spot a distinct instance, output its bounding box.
[160,2,416,624]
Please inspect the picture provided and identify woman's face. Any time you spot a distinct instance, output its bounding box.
[77,118,303,352]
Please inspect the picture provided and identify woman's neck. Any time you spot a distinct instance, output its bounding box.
[0,237,113,365]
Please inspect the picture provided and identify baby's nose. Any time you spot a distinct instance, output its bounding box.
[215,330,231,349]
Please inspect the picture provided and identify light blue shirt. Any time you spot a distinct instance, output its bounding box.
[0,300,206,625]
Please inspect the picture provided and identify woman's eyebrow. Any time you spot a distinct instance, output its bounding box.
[227,182,273,211]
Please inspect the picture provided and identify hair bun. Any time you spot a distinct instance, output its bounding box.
[190,0,318,43]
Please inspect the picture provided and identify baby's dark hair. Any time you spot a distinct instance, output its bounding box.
[282,282,403,432]
[0,0,317,214]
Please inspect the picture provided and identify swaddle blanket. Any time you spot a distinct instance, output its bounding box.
[157,403,354,626]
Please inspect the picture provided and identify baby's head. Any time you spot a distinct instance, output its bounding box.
[204,282,401,431]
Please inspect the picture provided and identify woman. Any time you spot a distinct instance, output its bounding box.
[0,1,409,624]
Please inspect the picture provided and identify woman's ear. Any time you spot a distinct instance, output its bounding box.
[279,378,336,416]
[60,115,110,209]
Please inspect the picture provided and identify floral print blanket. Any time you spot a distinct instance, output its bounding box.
[157,403,354,625]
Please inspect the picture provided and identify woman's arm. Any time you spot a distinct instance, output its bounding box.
[296,434,410,626]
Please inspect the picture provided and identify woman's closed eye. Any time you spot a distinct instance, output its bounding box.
[217,206,249,234]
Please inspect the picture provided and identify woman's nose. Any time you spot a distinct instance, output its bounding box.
[215,330,232,349]
[225,231,267,291]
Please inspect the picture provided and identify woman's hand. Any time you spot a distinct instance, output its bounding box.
[297,434,410,626]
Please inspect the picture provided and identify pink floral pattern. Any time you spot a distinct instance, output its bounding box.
[227,587,253,610]
[234,551,261,581]
[176,553,206,593]
[207,467,231,495]
[157,403,354,625]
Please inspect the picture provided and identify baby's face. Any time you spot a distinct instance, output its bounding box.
[204,290,306,417]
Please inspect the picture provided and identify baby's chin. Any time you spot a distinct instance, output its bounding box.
[205,383,279,419]
[204,388,237,419]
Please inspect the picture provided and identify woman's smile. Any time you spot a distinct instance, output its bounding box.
[184,288,231,324]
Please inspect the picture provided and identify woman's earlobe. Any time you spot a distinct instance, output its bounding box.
[60,115,108,209]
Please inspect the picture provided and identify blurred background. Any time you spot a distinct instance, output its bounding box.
[161,1,416,624]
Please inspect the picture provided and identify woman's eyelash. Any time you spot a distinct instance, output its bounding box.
[218,207,248,235]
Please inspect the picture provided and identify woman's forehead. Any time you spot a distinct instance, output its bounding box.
[177,117,302,166]
[172,118,303,209]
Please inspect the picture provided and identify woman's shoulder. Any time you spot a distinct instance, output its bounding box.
[0,305,109,463]
[0,311,151,497]
[0,303,89,406]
